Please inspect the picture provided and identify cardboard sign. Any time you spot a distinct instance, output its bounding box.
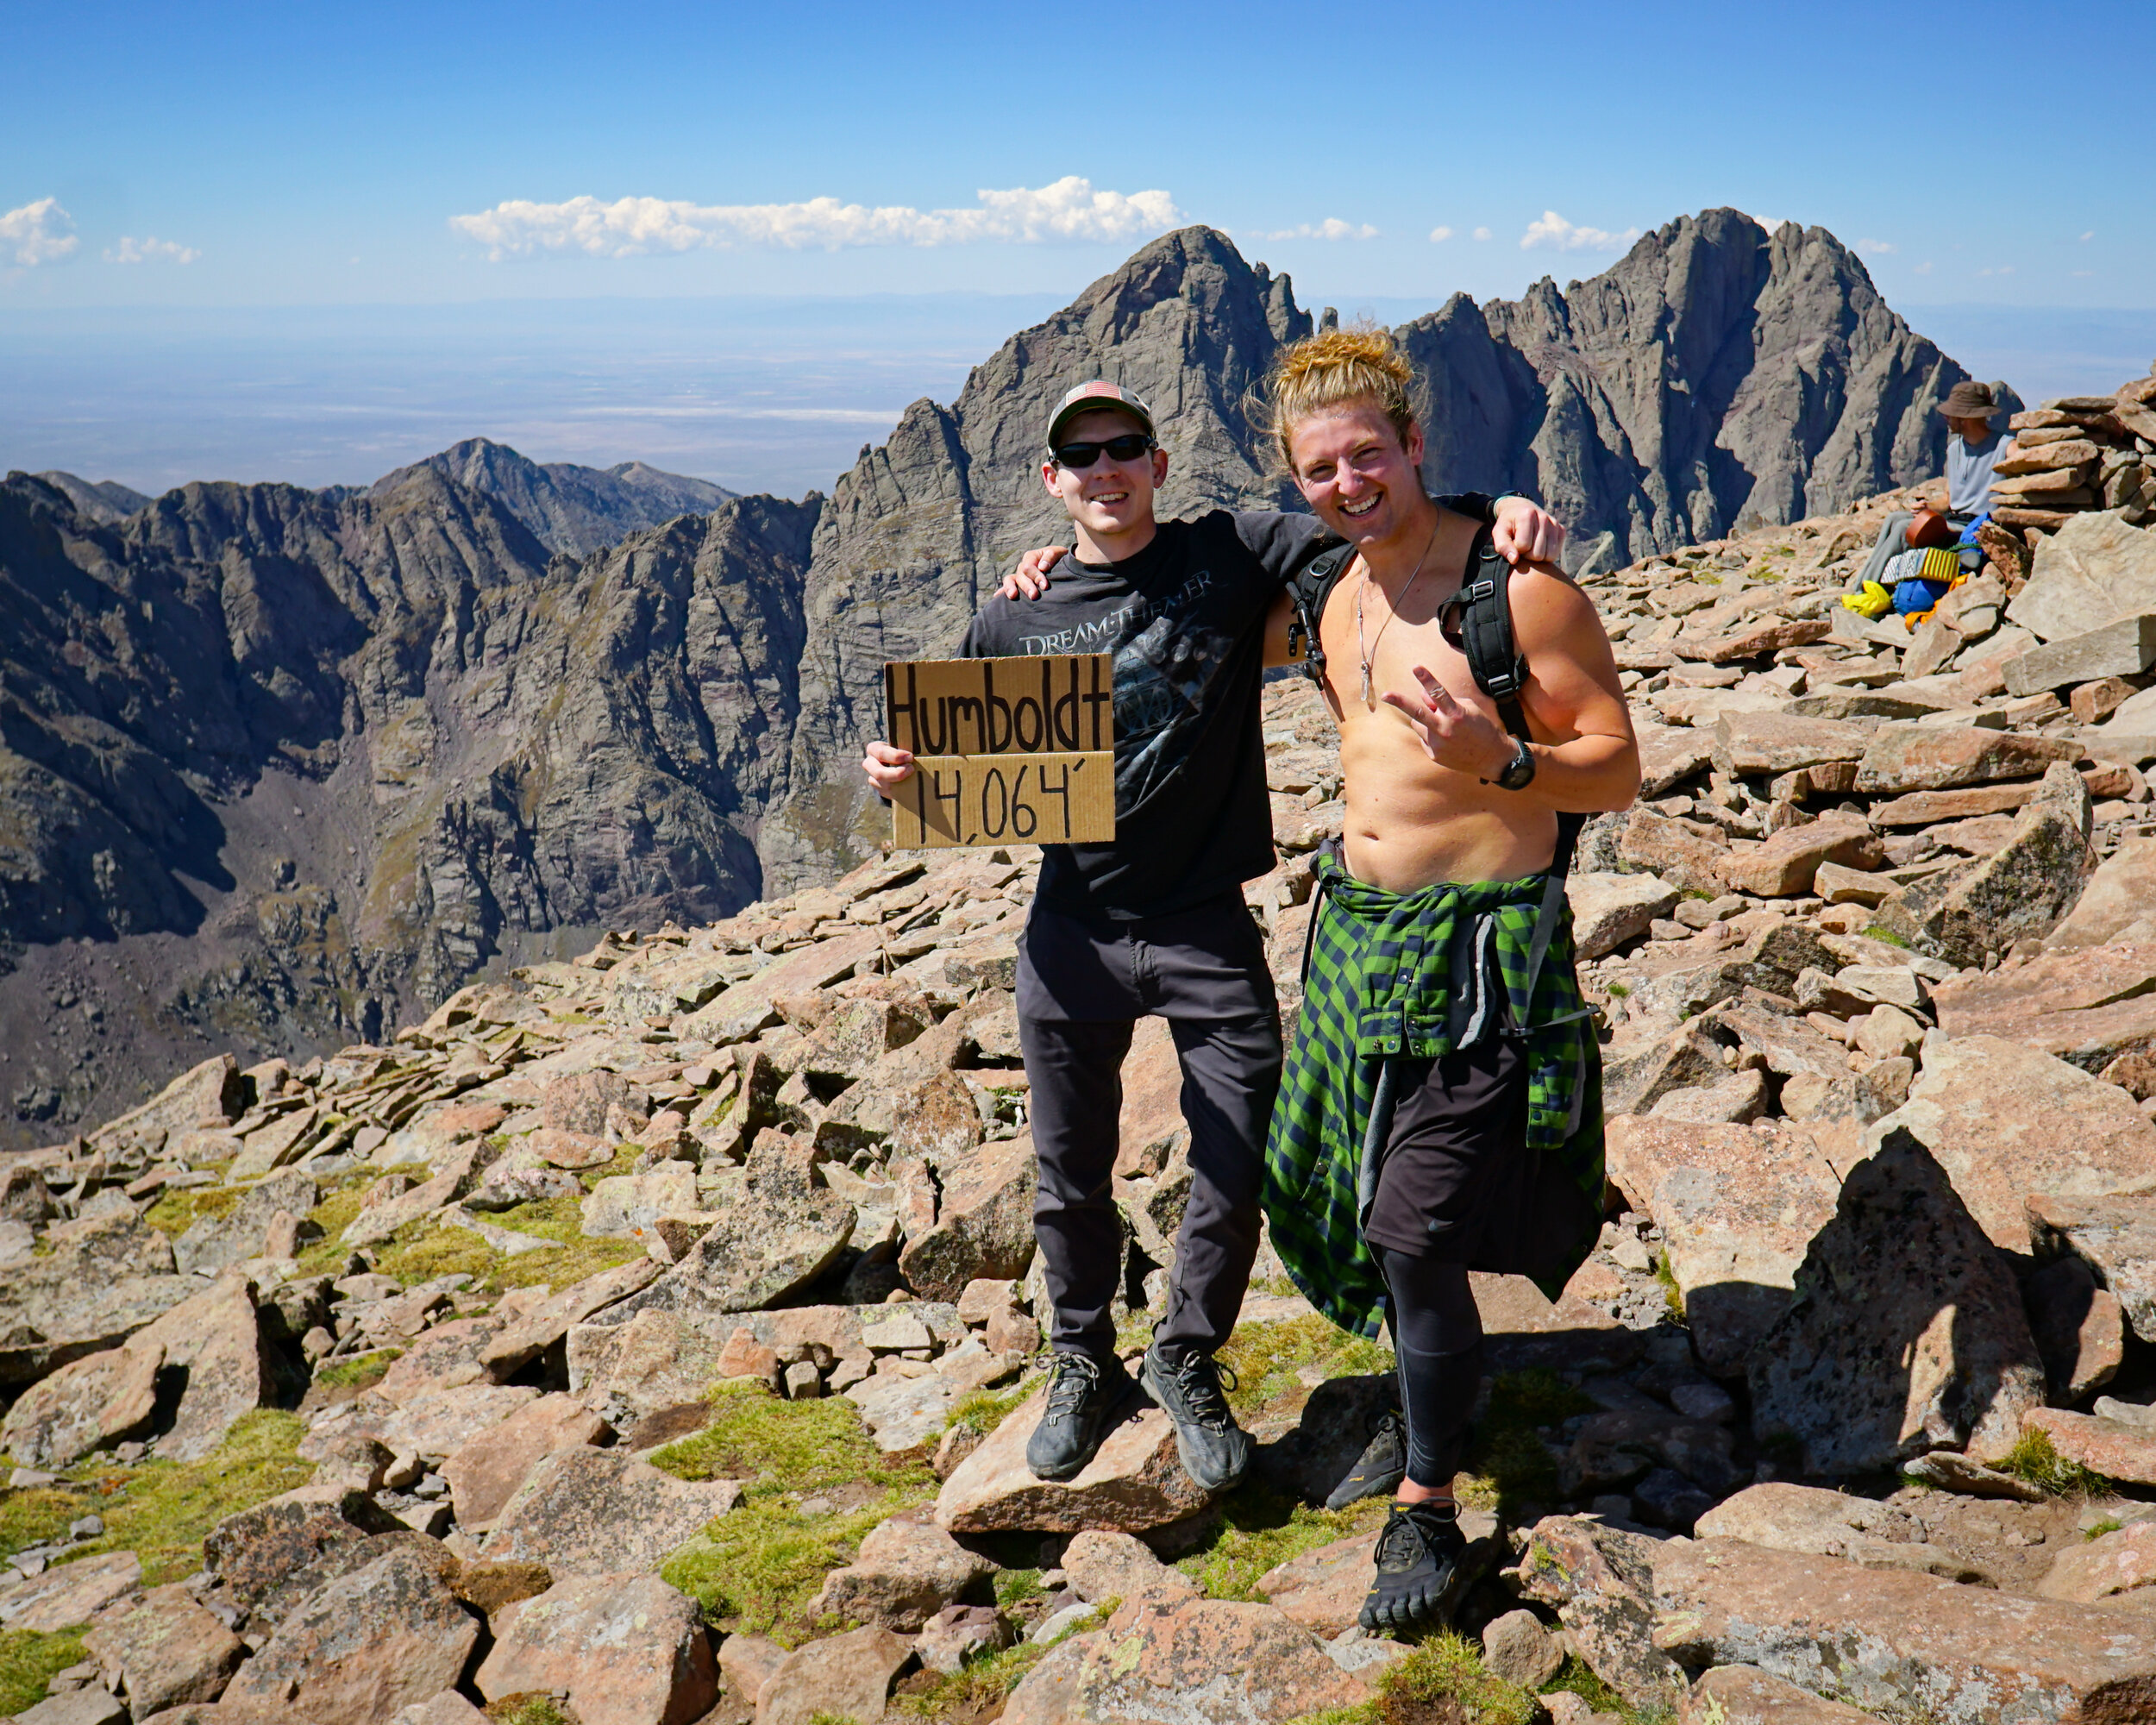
[884,655,1116,848]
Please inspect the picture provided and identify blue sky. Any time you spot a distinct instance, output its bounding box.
[3,0,2152,492]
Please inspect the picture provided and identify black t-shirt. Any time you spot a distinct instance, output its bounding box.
[959,510,1334,920]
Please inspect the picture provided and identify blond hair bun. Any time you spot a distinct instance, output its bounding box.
[1248,323,1418,474]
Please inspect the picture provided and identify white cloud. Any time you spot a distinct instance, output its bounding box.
[105,235,200,265]
[1747,213,1789,232]
[1,197,78,267]
[1913,260,1934,275]
[1858,237,1896,254]
[1428,225,1454,243]
[2073,269,2096,278]
[1977,265,2016,277]
[1248,217,1378,242]
[1472,226,1492,242]
[1520,210,1641,253]
[450,177,1181,258]
[2080,230,2096,242]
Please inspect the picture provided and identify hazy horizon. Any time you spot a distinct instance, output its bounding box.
[7,293,2151,506]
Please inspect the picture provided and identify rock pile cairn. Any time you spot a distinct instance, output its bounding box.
[1988,366,2156,538]
[7,483,2156,1720]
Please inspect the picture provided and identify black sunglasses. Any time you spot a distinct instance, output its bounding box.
[1052,433,1156,469]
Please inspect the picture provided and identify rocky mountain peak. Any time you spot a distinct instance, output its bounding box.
[373,436,736,558]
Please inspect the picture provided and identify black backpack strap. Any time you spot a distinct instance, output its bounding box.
[1438,524,1532,735]
[1286,543,1358,688]
[1437,526,1589,1015]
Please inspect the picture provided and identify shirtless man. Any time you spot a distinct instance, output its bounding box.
[1250,329,1639,1634]
[868,381,1563,1496]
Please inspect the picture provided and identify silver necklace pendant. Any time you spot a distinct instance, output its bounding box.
[1360,661,1374,707]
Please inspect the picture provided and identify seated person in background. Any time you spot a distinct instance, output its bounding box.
[1851,380,2016,593]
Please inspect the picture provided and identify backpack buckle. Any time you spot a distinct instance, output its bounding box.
[1466,579,1496,602]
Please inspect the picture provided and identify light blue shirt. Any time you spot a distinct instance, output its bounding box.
[1946,430,2006,518]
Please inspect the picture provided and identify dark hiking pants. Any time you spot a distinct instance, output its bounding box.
[1016,893,1282,1358]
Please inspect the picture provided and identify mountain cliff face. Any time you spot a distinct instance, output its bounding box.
[1405,209,2009,573]
[1,210,1998,1143]
[0,469,814,1144]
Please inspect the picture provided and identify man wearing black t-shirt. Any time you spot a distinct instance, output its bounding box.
[863,381,1556,1490]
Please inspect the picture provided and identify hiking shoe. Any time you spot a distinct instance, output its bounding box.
[1026,1351,1134,1482]
[1326,1405,1407,1511]
[1358,1499,1470,1634]
[1139,1341,1252,1491]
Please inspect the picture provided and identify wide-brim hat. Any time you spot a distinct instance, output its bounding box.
[1939,380,1998,421]
[1046,381,1156,450]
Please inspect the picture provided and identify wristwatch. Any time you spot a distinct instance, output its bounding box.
[1491,737,1537,791]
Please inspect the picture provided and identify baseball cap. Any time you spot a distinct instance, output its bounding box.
[1045,381,1156,451]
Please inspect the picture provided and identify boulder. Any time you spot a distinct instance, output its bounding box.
[479,1257,661,1379]
[1747,1131,2045,1473]
[1604,1116,1846,1377]
[1512,1516,1688,1709]
[2020,1407,2156,1487]
[91,1054,248,1152]
[1930,944,2156,1070]
[172,1169,319,1275]
[2046,837,2156,948]
[11,1685,128,1723]
[81,1584,247,1716]
[388,1696,492,1725]
[2006,508,2156,643]
[593,1159,854,1323]
[0,1550,143,1634]
[1682,1665,1877,1725]
[567,1308,733,1425]
[1471,1272,1642,1377]
[1710,712,1871,778]
[477,1571,718,1725]
[124,1271,269,1461]
[1566,872,1678,959]
[2004,614,2156,698]
[1617,810,1730,896]
[483,1446,742,1575]
[2025,1255,2126,1400]
[580,1166,699,1239]
[374,1383,542,1464]
[1631,919,1834,1020]
[813,1512,992,1631]
[1852,724,2081,794]
[1715,813,1883,899]
[441,1392,608,1527]
[0,1211,192,1383]
[2,1337,162,1468]
[1000,1597,1371,1725]
[935,1389,1210,1534]
[222,1544,482,1725]
[719,1632,789,1710]
[1482,1609,1564,1691]
[897,1132,1038,1301]
[1062,1530,1201,1607]
[1692,1483,1987,1582]
[1519,1513,2156,1722]
[1871,1034,2156,1251]
[2039,1519,2156,1603]
[1872,763,2096,964]
[917,1602,1014,1674]
[2028,1190,2156,1344]
[200,1485,401,1623]
[754,1622,913,1725]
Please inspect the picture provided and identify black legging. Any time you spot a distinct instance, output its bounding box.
[1382,1248,1484,1490]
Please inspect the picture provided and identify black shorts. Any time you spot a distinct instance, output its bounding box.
[1362,1035,1540,1264]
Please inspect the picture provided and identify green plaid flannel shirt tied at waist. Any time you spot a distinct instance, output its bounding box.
[1262,849,1603,1339]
